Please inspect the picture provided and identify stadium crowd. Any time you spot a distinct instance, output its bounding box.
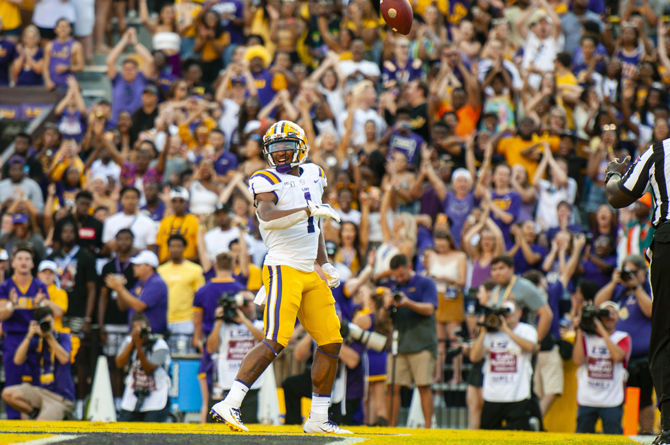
[0,0,665,434]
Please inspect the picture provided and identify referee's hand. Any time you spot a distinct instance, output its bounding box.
[606,156,630,177]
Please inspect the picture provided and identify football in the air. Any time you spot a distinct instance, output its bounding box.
[380,0,413,35]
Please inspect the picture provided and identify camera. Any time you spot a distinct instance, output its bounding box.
[620,267,636,282]
[217,292,245,323]
[579,305,610,335]
[478,306,511,332]
[39,319,51,334]
[393,293,403,304]
[340,322,387,352]
[140,326,151,339]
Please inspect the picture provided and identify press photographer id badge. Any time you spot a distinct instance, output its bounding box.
[40,373,55,384]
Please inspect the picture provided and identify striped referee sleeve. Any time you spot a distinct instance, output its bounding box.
[620,145,655,198]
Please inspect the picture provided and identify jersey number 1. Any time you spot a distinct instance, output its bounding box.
[304,191,315,233]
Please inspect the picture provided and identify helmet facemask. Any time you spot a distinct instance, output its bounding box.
[264,138,302,173]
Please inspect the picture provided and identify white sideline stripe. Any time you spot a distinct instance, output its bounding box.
[630,435,656,444]
[13,435,78,445]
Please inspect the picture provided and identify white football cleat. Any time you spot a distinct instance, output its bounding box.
[303,415,353,434]
[210,401,249,432]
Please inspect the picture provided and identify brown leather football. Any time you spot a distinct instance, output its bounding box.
[380,0,413,35]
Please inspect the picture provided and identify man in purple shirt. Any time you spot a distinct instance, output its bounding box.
[388,108,426,168]
[0,246,49,419]
[106,28,153,125]
[105,250,167,335]
[1,306,74,420]
[212,129,239,176]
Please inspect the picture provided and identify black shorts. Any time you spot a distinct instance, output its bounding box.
[627,356,654,408]
[37,27,55,40]
[467,360,484,388]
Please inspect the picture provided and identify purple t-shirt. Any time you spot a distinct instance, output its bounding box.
[193,279,245,336]
[0,39,17,86]
[214,151,239,176]
[17,48,43,86]
[613,283,651,358]
[129,273,167,334]
[111,72,149,125]
[253,69,277,108]
[443,190,475,247]
[58,109,85,142]
[513,243,547,275]
[581,255,617,288]
[546,281,563,340]
[0,277,49,334]
[490,190,521,249]
[121,161,162,188]
[27,333,75,400]
[381,58,422,85]
[140,200,166,223]
[212,0,244,44]
[388,130,424,167]
[48,39,75,88]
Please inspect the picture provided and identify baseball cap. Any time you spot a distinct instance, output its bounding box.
[12,213,28,224]
[599,301,620,312]
[143,85,159,95]
[325,241,338,257]
[130,250,159,268]
[38,260,59,273]
[169,186,190,201]
[0,249,8,261]
[215,202,231,213]
[8,155,26,166]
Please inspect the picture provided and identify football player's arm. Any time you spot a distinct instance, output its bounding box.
[255,192,310,229]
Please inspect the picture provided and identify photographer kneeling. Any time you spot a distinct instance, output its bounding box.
[206,291,264,424]
[470,300,538,430]
[1,307,74,420]
[573,301,631,434]
[116,313,171,422]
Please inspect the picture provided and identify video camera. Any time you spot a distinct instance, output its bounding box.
[579,305,610,335]
[477,306,511,332]
[340,322,387,352]
[217,292,245,323]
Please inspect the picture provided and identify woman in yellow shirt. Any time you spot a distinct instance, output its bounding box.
[194,6,229,84]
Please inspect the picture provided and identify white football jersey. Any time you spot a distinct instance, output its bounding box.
[248,163,327,272]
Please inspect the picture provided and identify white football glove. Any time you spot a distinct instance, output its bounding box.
[308,202,341,223]
[321,263,341,288]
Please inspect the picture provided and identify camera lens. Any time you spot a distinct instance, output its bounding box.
[40,321,50,333]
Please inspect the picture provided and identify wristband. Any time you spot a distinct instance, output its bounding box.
[605,171,621,184]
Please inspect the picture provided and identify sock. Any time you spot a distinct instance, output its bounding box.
[114,398,121,412]
[224,379,250,409]
[310,393,330,417]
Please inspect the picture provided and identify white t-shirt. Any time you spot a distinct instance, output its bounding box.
[338,60,380,79]
[189,181,219,215]
[102,211,158,249]
[215,319,266,390]
[521,32,564,90]
[204,226,255,260]
[247,163,326,272]
[482,322,537,403]
[576,331,631,408]
[89,159,122,184]
[535,178,577,229]
[336,108,387,147]
[120,337,171,412]
[218,98,241,145]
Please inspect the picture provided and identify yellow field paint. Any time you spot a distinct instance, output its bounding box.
[0,434,56,445]
[0,421,638,444]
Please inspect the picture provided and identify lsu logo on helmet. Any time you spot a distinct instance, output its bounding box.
[262,120,309,173]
